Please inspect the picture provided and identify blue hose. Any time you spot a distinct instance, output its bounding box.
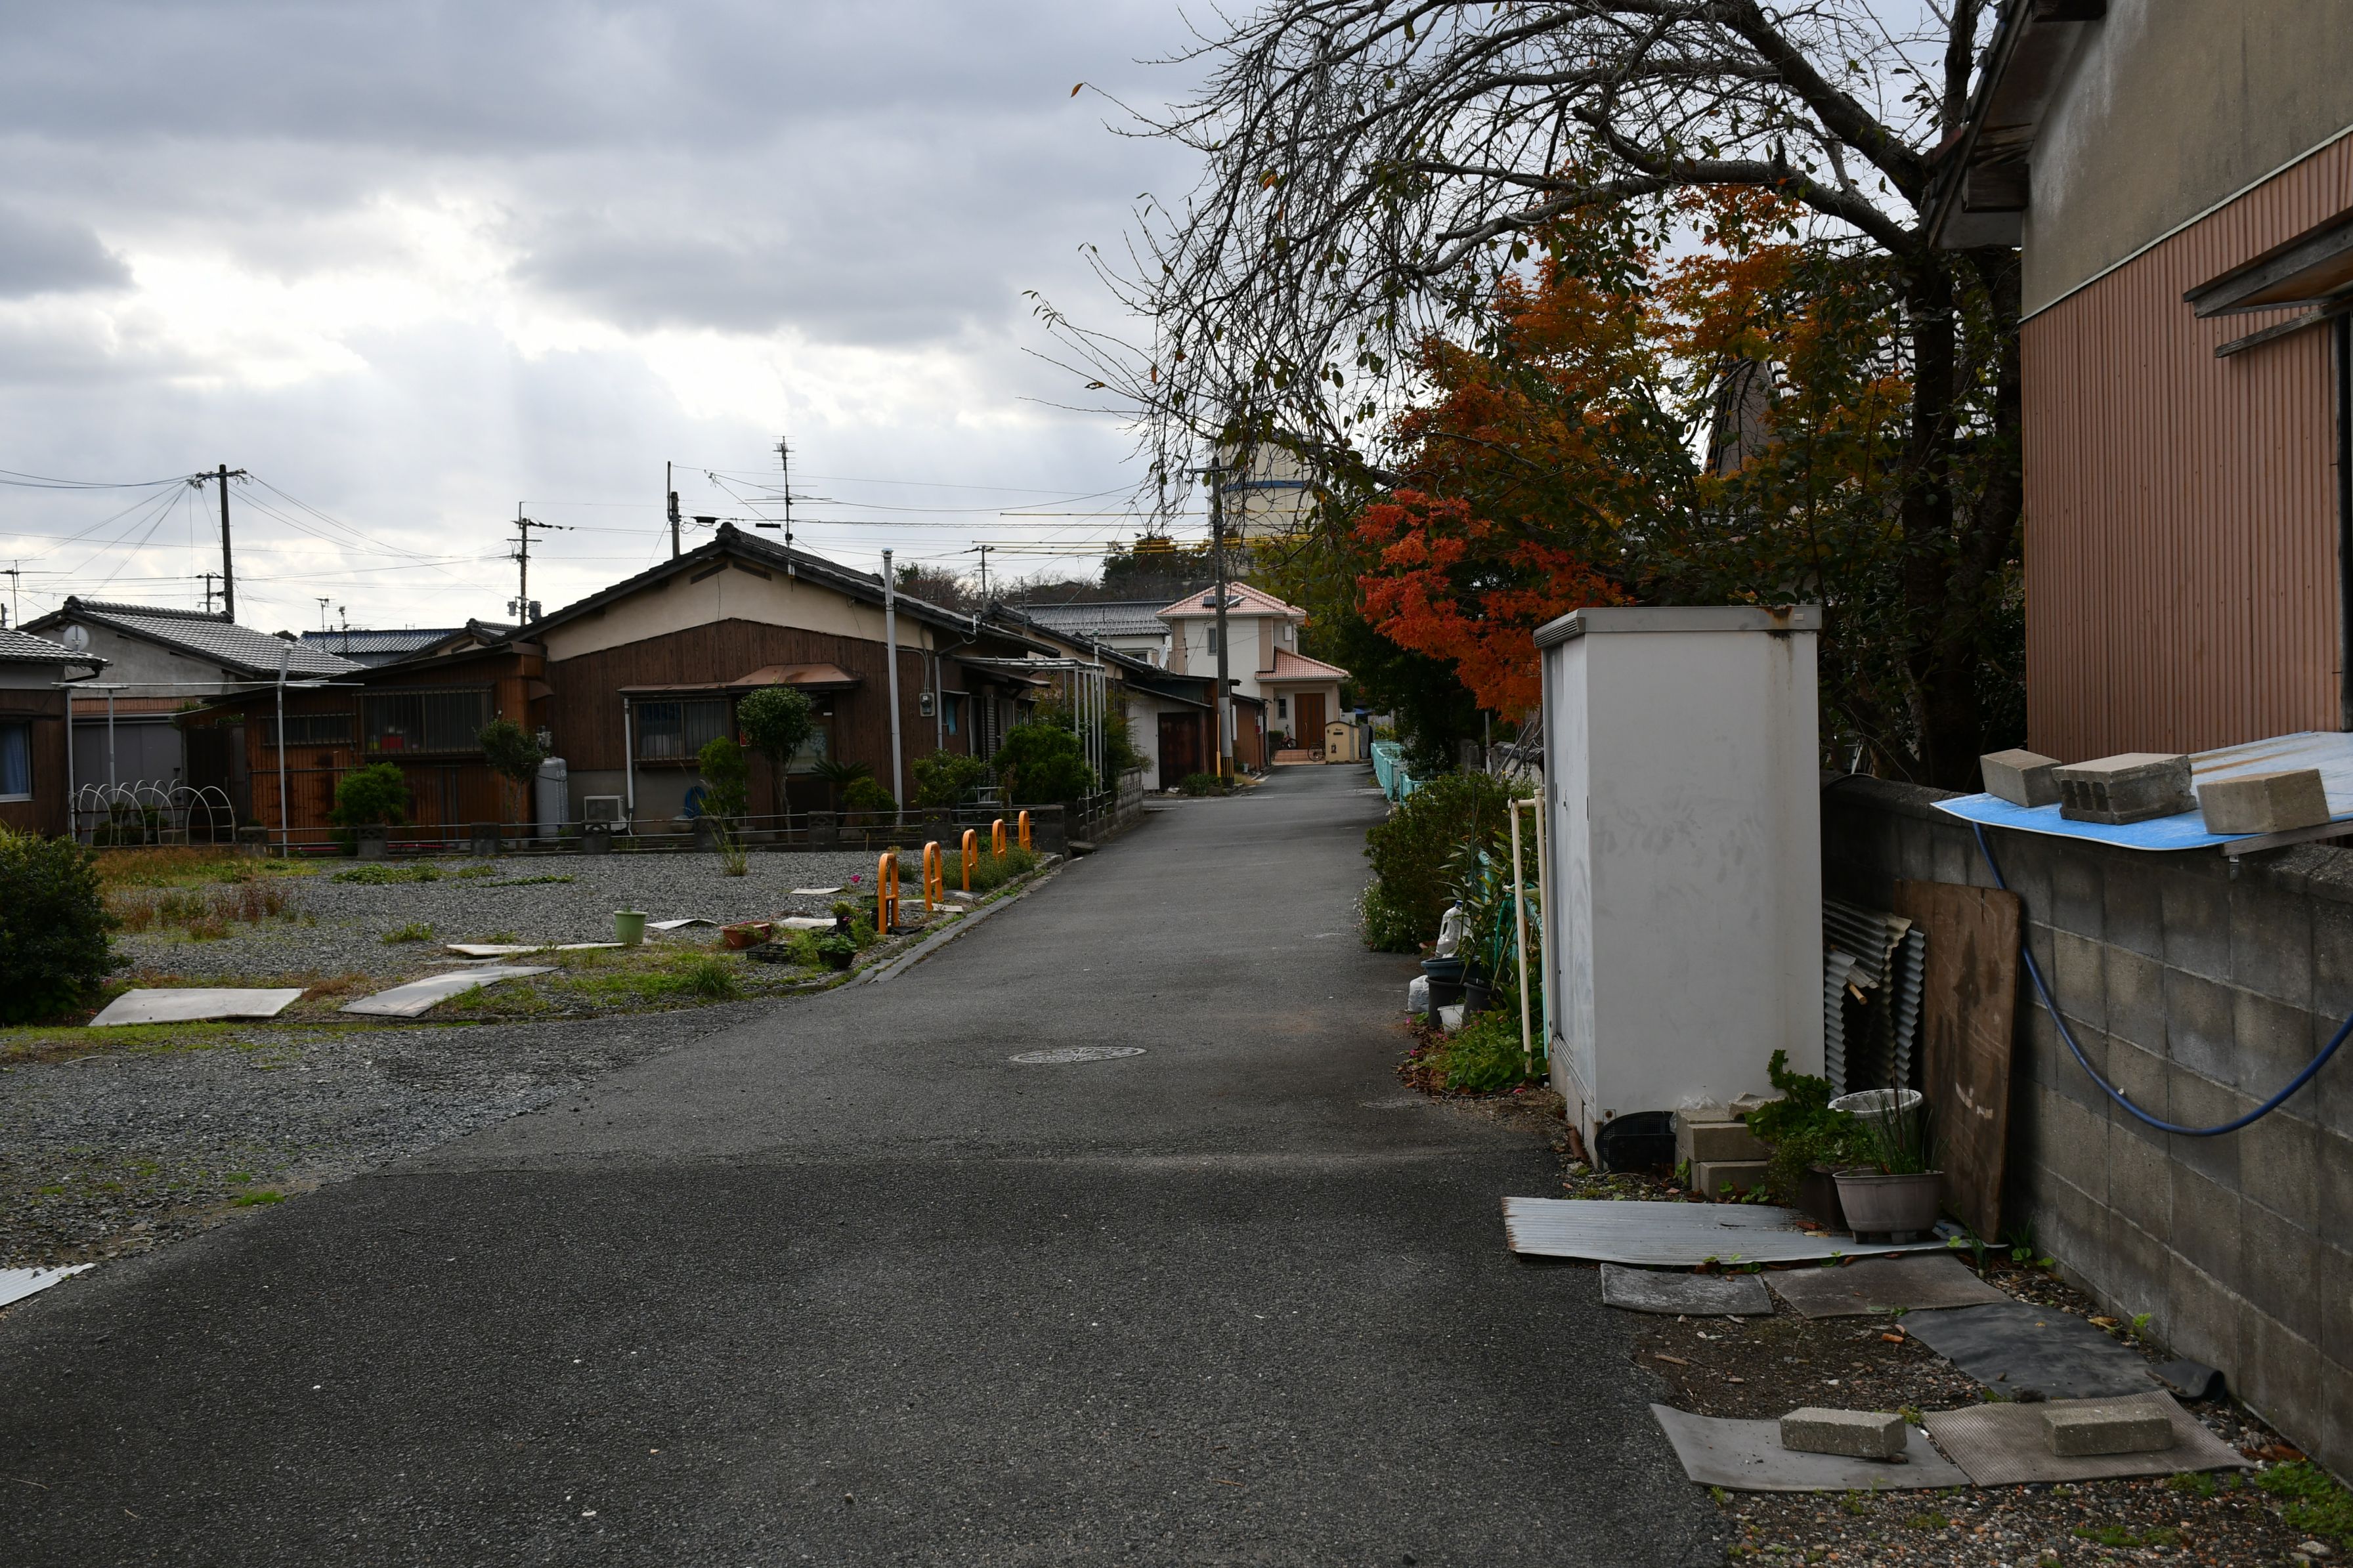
[1972,822,2350,1136]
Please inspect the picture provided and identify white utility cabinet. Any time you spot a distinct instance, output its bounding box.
[1536,605,1824,1145]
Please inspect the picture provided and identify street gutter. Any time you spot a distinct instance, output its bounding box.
[861,858,1063,985]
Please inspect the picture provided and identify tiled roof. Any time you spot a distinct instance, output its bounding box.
[298,627,464,666]
[1016,601,1173,641]
[46,599,360,678]
[0,627,105,666]
[1266,646,1349,681]
[1155,582,1304,620]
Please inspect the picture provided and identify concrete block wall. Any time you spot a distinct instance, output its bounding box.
[1823,774,2353,1477]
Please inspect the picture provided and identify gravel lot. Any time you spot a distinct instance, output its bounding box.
[0,1003,767,1270]
[114,849,903,980]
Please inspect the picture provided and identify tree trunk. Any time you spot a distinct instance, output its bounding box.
[1898,255,1983,791]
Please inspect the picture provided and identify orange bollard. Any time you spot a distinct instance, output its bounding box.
[876,850,899,933]
[991,817,1006,856]
[1017,810,1031,851]
[961,828,978,891]
[922,841,943,912]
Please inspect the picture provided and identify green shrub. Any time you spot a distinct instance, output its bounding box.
[911,750,988,808]
[738,686,814,769]
[1357,882,1423,953]
[0,826,115,1022]
[1434,1006,1540,1093]
[2256,1460,2353,1546]
[843,776,897,820]
[993,721,1096,804]
[1743,1049,1868,1202]
[697,736,750,818]
[476,719,545,820]
[1180,772,1229,797]
[964,842,1039,893]
[1361,771,1522,948]
[383,921,435,943]
[331,763,409,828]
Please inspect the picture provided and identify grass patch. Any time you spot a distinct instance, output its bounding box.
[230,1189,286,1206]
[383,921,435,943]
[93,847,313,890]
[332,862,443,885]
[2072,1524,2179,1548]
[0,1018,246,1066]
[109,880,297,935]
[1901,1513,1949,1531]
[2167,1471,2220,1498]
[2256,1460,2353,1545]
[567,950,744,1005]
[481,874,574,887]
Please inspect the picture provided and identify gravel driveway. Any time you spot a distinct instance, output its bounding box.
[115,849,899,979]
[0,1002,767,1269]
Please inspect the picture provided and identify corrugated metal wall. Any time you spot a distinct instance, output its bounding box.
[2023,138,2353,759]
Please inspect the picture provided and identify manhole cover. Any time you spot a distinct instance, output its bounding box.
[1008,1047,1146,1065]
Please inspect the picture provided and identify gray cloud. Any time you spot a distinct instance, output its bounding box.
[0,205,130,297]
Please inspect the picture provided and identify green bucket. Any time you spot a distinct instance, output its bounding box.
[613,910,647,946]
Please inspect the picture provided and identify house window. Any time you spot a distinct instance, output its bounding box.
[0,721,29,800]
[787,722,831,774]
[267,713,354,747]
[636,697,732,761]
[362,689,490,755]
[944,693,964,736]
[1205,625,1220,656]
[1276,696,1288,719]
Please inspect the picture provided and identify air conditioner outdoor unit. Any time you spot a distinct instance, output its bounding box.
[582,795,627,826]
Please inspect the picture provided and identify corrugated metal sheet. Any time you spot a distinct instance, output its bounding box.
[1823,899,1924,1095]
[2022,136,2353,759]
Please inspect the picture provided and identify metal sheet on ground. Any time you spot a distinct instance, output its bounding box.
[1765,1254,2010,1319]
[0,1265,93,1307]
[1502,1198,1952,1267]
[1922,1394,2248,1486]
[1903,1302,2159,1400]
[1600,1265,1771,1315]
[646,918,716,931]
[1651,1405,1966,1493]
[1893,880,2019,1240]
[441,943,623,957]
[339,966,554,1018]
[89,988,307,1027]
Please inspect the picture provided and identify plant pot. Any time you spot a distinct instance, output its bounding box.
[721,921,773,950]
[1797,1164,1848,1232]
[1421,956,1468,983]
[1832,1168,1942,1240]
[1463,979,1494,1015]
[1425,976,1466,1009]
[613,910,648,946]
[821,946,854,971]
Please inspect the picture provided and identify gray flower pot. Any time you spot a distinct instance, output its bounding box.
[1832,1169,1942,1240]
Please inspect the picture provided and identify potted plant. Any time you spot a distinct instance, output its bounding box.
[1831,1090,1939,1240]
[813,930,859,970]
[1742,1051,1870,1227]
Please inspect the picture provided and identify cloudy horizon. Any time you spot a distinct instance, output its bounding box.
[0,1,1204,635]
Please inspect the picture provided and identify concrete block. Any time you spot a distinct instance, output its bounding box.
[2199,769,2331,836]
[2056,753,2195,825]
[1691,1158,1768,1196]
[1982,748,2062,807]
[1779,1408,1906,1460]
[1675,1111,1767,1167]
[2040,1401,2173,1456]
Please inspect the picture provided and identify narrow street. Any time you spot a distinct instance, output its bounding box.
[0,765,1717,1566]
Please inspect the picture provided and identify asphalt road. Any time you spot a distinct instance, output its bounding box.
[0,764,1718,1567]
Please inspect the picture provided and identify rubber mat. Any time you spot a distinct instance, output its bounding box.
[1903,1301,2159,1400]
[1601,1265,1772,1315]
[1922,1394,2249,1485]
[1651,1405,1968,1493]
[1766,1254,2010,1318]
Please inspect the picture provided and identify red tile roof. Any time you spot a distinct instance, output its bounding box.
[1265,646,1349,681]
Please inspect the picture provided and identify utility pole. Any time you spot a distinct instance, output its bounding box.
[316,597,332,633]
[882,547,903,826]
[1209,471,1233,779]
[976,543,991,604]
[508,505,567,624]
[198,572,221,615]
[2,562,16,627]
[773,436,798,574]
[666,461,681,559]
[192,464,249,621]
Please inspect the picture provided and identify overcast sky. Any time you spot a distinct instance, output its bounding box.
[0,1,1200,633]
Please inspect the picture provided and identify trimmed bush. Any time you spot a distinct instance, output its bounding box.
[1356,882,1423,953]
[911,749,987,808]
[993,721,1096,805]
[1360,771,1522,948]
[697,736,750,818]
[1179,772,1229,797]
[0,826,114,1022]
[331,763,409,828]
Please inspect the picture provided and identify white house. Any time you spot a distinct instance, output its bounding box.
[1155,583,1349,758]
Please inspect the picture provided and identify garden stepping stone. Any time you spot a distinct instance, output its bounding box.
[1765,1253,2010,1318]
[1599,1264,1772,1315]
[339,966,553,1019]
[1901,1301,2160,1401]
[1651,1405,1966,1492]
[89,988,307,1027]
[1920,1393,2249,1486]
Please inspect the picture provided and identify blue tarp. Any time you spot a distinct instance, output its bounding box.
[1932,730,2353,852]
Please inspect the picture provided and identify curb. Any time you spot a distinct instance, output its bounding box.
[861,858,1062,985]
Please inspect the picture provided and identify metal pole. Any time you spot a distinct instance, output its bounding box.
[217,463,236,623]
[64,680,76,843]
[621,696,637,827]
[882,547,903,825]
[275,638,292,855]
[1513,799,1534,1074]
[1210,474,1232,778]
[106,689,116,790]
[1534,784,1554,1067]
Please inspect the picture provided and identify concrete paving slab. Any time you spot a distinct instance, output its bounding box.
[1765,1253,2010,1318]
[1652,1405,1966,1492]
[0,1265,93,1308]
[1600,1264,1772,1315]
[1503,1198,1951,1266]
[1903,1300,2162,1401]
[1922,1394,2248,1485]
[88,988,307,1027]
[339,966,554,1018]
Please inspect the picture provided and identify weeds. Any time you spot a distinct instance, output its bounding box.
[383,922,435,943]
[483,874,574,887]
[2072,1524,2178,1548]
[2256,1460,2353,1545]
[231,1189,286,1206]
[110,880,295,935]
[2167,1472,2220,1498]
